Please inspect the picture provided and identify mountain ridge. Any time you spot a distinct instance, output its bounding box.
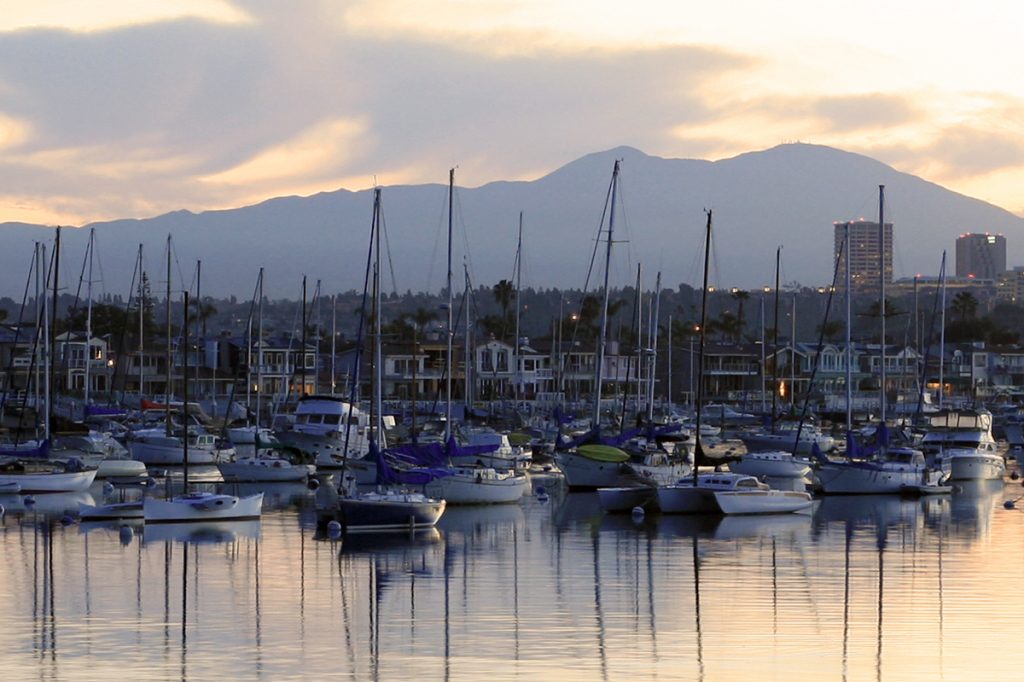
[2,143,1020,298]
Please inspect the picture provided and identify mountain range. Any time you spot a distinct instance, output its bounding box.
[2,143,1021,299]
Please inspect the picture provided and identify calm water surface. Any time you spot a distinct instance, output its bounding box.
[2,476,1024,681]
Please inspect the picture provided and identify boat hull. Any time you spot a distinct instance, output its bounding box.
[656,484,719,514]
[949,454,1005,481]
[218,460,315,482]
[597,486,656,512]
[0,469,97,493]
[555,451,627,490]
[424,474,527,505]
[814,462,924,494]
[128,439,219,465]
[740,432,834,455]
[143,492,264,522]
[78,500,144,520]
[729,453,811,479]
[332,494,446,532]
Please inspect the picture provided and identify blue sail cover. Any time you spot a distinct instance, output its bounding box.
[565,426,646,449]
[0,439,50,459]
[376,435,504,485]
[85,405,127,417]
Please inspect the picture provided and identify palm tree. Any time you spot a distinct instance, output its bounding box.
[730,289,750,341]
[816,320,845,342]
[410,307,439,333]
[950,291,978,321]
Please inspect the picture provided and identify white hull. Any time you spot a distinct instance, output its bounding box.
[713,490,813,515]
[218,459,315,482]
[626,461,691,486]
[226,426,272,445]
[656,484,719,514]
[95,459,149,478]
[0,469,97,493]
[949,454,1005,481]
[79,500,144,520]
[424,472,528,505]
[555,451,626,490]
[597,486,656,512]
[729,452,811,479]
[814,463,926,494]
[143,491,264,522]
[740,431,834,455]
[129,439,220,465]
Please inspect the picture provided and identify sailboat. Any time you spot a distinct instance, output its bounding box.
[1,234,97,494]
[555,161,639,491]
[657,212,812,515]
[128,237,234,466]
[315,186,445,533]
[812,186,946,494]
[143,290,264,523]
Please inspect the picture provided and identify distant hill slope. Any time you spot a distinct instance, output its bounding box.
[3,143,1021,298]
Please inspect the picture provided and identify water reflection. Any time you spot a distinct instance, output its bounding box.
[3,477,1024,679]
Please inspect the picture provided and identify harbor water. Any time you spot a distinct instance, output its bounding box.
[2,476,1024,680]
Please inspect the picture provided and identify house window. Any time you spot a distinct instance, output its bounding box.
[497,350,509,372]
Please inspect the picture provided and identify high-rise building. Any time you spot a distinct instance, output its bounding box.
[833,220,893,292]
[956,233,1005,280]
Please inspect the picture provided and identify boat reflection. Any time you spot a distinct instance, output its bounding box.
[437,503,525,534]
[143,519,262,545]
[712,511,813,541]
[227,481,312,510]
[0,490,95,517]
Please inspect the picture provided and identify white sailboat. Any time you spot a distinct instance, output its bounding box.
[143,290,263,523]
[658,212,812,515]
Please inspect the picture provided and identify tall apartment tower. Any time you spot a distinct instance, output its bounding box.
[834,220,893,292]
[955,233,1005,280]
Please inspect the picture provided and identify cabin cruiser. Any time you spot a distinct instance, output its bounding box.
[657,472,812,514]
[918,409,1004,481]
[127,428,233,465]
[273,395,378,477]
[738,419,835,456]
[812,425,947,494]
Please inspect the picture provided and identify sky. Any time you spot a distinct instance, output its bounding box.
[2,0,1023,227]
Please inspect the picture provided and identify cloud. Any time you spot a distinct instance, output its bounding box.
[0,4,750,222]
[811,94,921,132]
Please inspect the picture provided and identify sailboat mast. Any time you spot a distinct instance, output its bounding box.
[463,264,472,407]
[938,251,947,410]
[85,228,94,406]
[445,168,455,441]
[256,267,264,427]
[331,294,337,395]
[845,225,852,432]
[49,226,60,434]
[301,275,307,397]
[195,260,201,401]
[878,185,887,422]
[693,210,713,484]
[137,245,144,401]
[183,290,190,489]
[514,211,523,405]
[770,247,781,430]
[165,234,172,436]
[648,271,661,423]
[593,160,619,429]
[373,188,384,443]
